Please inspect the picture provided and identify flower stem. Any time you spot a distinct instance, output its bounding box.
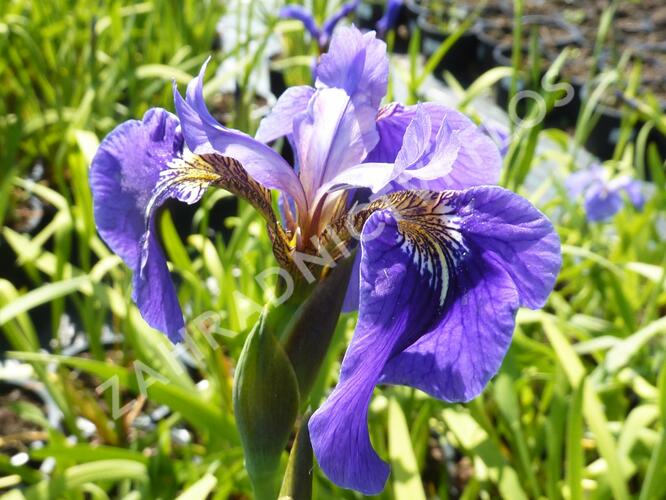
[279,413,313,500]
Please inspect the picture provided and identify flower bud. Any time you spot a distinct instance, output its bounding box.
[233,310,300,499]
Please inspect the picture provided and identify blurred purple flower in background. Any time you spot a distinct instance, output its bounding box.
[376,0,404,35]
[279,0,360,49]
[90,25,561,494]
[480,121,510,158]
[566,165,647,222]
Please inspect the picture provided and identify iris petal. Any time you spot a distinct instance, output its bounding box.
[377,0,404,34]
[315,26,388,110]
[294,87,378,207]
[565,165,604,199]
[584,184,623,222]
[616,177,646,210]
[255,85,315,143]
[380,186,561,401]
[310,210,440,494]
[91,108,295,341]
[312,186,560,492]
[173,62,308,213]
[90,108,186,341]
[311,105,438,199]
[367,103,501,189]
[321,0,360,41]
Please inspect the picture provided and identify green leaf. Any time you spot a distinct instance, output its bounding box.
[605,316,666,373]
[30,444,148,465]
[566,381,584,500]
[135,64,192,85]
[443,409,528,500]
[639,364,666,500]
[542,317,630,500]
[282,254,355,399]
[175,473,218,500]
[0,276,89,327]
[9,351,237,443]
[65,459,148,486]
[388,397,426,500]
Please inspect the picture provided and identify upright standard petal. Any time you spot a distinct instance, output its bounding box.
[314,25,388,110]
[255,85,314,143]
[174,63,307,213]
[294,87,378,206]
[315,105,449,195]
[312,187,560,493]
[565,165,604,199]
[367,103,502,189]
[565,166,647,222]
[90,108,186,341]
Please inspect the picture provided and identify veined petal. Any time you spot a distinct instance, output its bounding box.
[91,108,295,342]
[313,187,559,493]
[379,186,561,401]
[367,103,501,189]
[315,25,388,110]
[480,121,510,158]
[174,62,307,213]
[294,87,379,206]
[279,5,322,41]
[314,105,441,196]
[255,85,315,143]
[311,210,439,494]
[90,108,186,341]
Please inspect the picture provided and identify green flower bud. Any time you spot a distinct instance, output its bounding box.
[233,310,300,500]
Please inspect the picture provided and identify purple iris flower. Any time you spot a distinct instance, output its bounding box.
[90,26,560,494]
[376,0,404,35]
[565,165,646,222]
[279,0,360,50]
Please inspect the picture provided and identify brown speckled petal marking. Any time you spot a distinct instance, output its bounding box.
[323,190,467,304]
[147,151,295,273]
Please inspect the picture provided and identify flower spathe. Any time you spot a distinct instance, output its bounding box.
[90,25,561,495]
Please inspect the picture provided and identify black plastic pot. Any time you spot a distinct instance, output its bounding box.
[269,64,287,100]
[582,90,666,165]
[418,15,479,86]
[474,10,512,72]
[392,2,421,54]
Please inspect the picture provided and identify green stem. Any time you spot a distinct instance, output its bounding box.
[279,414,313,500]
